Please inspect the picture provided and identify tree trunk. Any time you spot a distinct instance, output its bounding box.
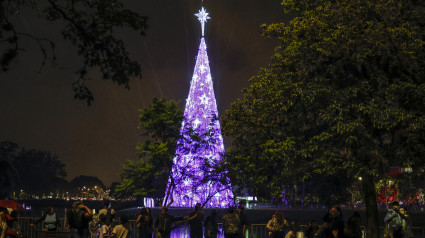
[362,176,380,238]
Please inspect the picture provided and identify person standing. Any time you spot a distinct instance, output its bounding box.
[222,207,240,238]
[384,201,403,238]
[67,201,93,238]
[99,200,115,226]
[268,211,288,238]
[344,212,362,238]
[237,206,248,238]
[266,214,277,237]
[204,209,218,238]
[187,203,204,238]
[30,206,61,231]
[323,205,345,238]
[136,208,153,238]
[399,207,414,238]
[154,207,183,238]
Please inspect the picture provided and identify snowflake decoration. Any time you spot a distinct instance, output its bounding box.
[199,64,207,73]
[193,118,201,129]
[199,93,209,105]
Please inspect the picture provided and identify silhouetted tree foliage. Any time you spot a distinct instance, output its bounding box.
[13,148,67,194]
[116,97,183,198]
[0,0,148,104]
[70,175,105,191]
[0,141,68,197]
[50,177,72,194]
[0,141,19,161]
[0,142,19,198]
[0,160,17,199]
[223,1,425,237]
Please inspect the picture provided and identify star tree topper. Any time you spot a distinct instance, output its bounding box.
[195,7,210,36]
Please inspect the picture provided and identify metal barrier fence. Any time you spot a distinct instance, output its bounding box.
[16,217,425,238]
[247,225,425,238]
[19,217,68,238]
[19,218,195,238]
[18,218,195,238]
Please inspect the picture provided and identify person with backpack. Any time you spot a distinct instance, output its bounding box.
[67,201,93,238]
[222,207,240,238]
[30,206,61,231]
[384,201,403,238]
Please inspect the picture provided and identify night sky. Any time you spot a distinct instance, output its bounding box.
[0,0,285,186]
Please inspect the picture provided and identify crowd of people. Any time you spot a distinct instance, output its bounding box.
[264,202,414,238]
[66,200,130,238]
[0,200,417,238]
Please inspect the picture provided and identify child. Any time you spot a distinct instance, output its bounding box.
[99,214,112,238]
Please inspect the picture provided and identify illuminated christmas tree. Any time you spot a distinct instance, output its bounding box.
[163,7,233,208]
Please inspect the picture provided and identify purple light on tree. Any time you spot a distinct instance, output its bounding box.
[163,7,233,208]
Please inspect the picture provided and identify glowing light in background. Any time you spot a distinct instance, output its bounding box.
[163,8,233,207]
[195,7,210,37]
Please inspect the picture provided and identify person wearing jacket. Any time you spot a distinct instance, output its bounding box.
[323,205,345,238]
[384,201,403,238]
[136,208,153,238]
[399,207,414,238]
[154,207,183,238]
[187,203,204,238]
[67,201,93,238]
[222,207,240,238]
